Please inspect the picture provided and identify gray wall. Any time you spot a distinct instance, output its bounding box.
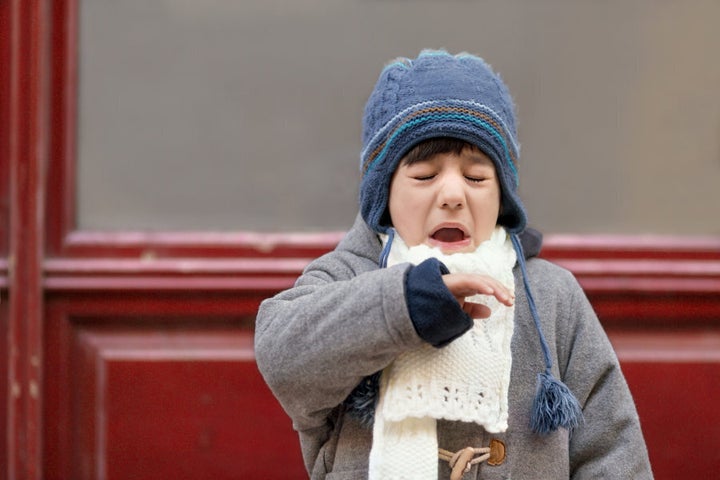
[78,1,720,234]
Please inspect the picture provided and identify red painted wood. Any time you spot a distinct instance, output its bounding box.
[6,0,49,477]
[56,230,347,259]
[628,361,720,479]
[42,257,307,292]
[0,0,10,256]
[45,0,76,256]
[43,298,305,480]
[590,293,720,328]
[609,331,720,480]
[0,302,8,480]
[543,234,720,260]
[39,255,720,331]
[100,345,304,479]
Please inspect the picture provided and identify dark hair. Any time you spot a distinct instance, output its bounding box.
[401,137,480,165]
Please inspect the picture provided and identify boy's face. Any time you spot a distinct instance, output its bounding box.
[388,146,501,254]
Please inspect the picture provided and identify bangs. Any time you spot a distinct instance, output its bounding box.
[401,138,480,165]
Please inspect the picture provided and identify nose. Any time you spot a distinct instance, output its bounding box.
[437,174,466,210]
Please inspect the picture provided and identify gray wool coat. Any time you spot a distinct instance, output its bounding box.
[255,215,653,479]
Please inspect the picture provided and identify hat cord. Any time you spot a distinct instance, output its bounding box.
[511,234,583,435]
[379,227,396,268]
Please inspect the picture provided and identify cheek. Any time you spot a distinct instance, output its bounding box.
[388,177,418,217]
[389,193,419,227]
[470,185,502,224]
[390,185,431,220]
[388,184,428,243]
[485,180,502,213]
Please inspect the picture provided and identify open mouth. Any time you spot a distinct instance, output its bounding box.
[430,227,468,243]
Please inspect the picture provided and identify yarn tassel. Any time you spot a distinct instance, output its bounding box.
[345,372,380,427]
[531,371,583,435]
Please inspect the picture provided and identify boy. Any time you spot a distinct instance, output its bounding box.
[255,50,652,479]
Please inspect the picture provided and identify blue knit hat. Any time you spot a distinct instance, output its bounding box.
[349,50,582,435]
[359,49,527,235]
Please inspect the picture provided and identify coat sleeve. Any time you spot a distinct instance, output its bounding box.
[554,273,654,479]
[254,249,425,434]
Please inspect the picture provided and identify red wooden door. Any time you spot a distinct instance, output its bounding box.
[2,2,720,480]
[2,1,321,478]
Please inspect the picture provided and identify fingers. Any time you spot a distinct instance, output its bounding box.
[442,273,515,307]
[462,302,492,319]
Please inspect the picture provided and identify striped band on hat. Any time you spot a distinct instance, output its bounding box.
[361,100,519,187]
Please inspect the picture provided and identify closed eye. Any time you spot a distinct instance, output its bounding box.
[466,176,488,183]
[414,175,436,181]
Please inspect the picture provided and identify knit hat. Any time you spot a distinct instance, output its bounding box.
[360,49,527,235]
[350,50,582,436]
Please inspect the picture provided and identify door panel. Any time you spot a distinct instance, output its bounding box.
[43,298,305,480]
[610,331,720,479]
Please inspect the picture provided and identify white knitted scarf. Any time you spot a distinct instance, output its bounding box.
[368,227,516,480]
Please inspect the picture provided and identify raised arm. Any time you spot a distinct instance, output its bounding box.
[254,249,423,432]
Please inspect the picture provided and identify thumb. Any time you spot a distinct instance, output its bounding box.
[461,301,492,319]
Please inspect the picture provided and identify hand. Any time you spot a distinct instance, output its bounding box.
[442,273,515,319]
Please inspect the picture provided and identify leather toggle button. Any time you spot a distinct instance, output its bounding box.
[487,438,506,466]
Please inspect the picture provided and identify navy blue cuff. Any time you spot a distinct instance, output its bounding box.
[405,258,473,347]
